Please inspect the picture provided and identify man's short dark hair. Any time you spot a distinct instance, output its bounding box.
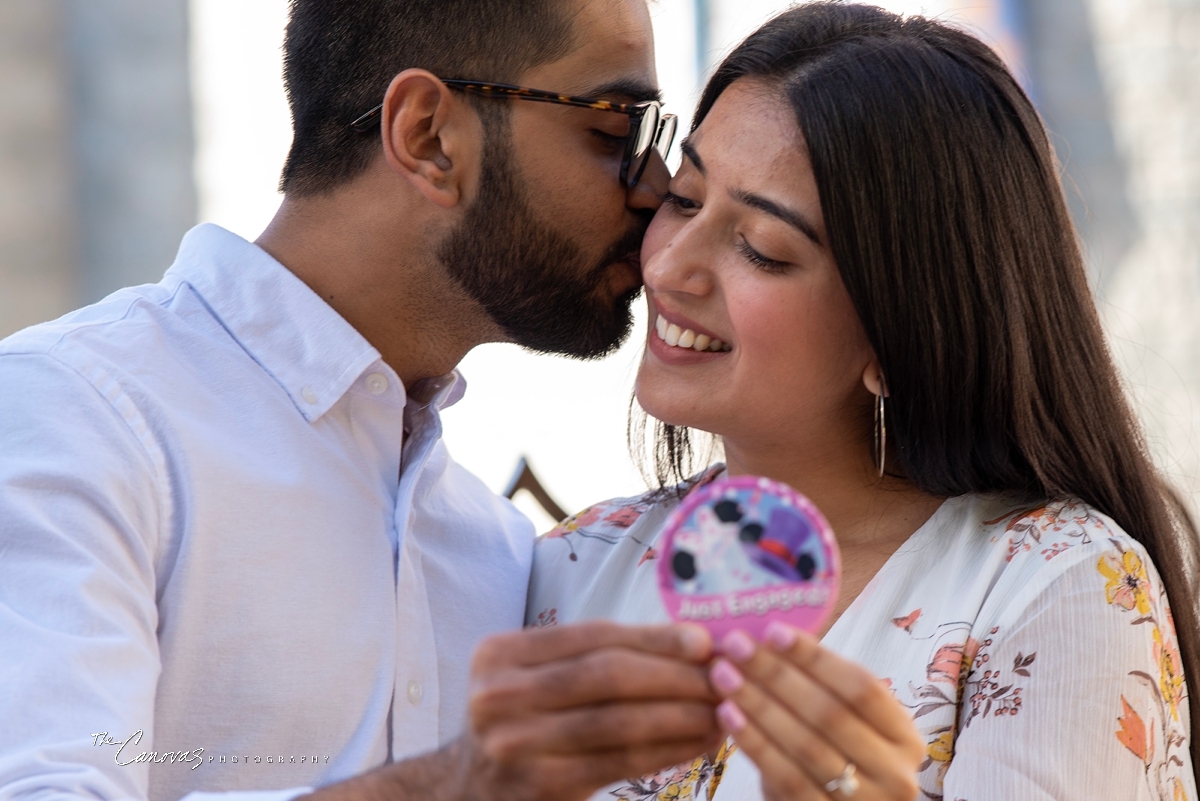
[279,0,576,196]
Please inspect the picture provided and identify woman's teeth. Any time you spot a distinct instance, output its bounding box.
[655,315,729,352]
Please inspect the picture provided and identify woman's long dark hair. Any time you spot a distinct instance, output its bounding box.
[635,1,1200,767]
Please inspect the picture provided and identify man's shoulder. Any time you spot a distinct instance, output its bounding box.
[0,283,199,480]
[433,447,539,546]
[0,278,235,478]
[0,280,185,368]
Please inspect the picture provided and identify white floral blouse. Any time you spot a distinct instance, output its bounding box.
[526,466,1196,801]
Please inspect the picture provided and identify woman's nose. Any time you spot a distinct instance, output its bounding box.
[642,217,714,297]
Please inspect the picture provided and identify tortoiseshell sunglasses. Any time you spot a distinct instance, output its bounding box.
[349,80,678,189]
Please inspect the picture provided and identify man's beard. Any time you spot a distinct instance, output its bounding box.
[437,129,648,360]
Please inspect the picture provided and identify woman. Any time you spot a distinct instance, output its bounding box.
[527,4,1199,800]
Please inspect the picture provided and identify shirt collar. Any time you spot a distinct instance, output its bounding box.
[412,371,467,411]
[163,224,386,422]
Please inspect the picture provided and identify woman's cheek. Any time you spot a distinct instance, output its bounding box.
[641,208,681,264]
[727,286,796,364]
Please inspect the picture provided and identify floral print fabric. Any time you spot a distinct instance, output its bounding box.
[609,741,737,801]
[527,477,1195,801]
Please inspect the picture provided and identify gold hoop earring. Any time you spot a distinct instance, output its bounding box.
[874,392,886,478]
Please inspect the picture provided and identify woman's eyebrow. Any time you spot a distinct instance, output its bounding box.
[731,189,822,246]
[681,139,821,245]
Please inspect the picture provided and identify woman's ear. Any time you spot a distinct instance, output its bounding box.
[862,360,889,397]
[378,69,476,208]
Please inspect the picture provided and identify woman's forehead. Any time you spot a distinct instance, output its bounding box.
[687,80,824,236]
[691,81,807,174]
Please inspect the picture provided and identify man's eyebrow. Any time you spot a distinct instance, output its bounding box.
[732,189,823,246]
[680,139,704,173]
[580,78,662,104]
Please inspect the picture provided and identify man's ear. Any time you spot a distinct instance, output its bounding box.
[379,69,477,208]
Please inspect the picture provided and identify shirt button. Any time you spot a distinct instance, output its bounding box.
[406,680,423,706]
[366,373,388,395]
[301,387,318,404]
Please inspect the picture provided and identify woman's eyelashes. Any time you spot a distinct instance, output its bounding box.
[737,239,790,273]
[662,191,701,213]
[662,190,792,272]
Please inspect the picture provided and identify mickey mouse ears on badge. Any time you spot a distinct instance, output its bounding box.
[657,475,840,641]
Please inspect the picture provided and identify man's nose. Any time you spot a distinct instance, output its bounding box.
[626,150,671,212]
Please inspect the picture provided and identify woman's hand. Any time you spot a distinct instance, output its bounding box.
[709,622,923,801]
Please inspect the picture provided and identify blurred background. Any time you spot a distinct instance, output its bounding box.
[1,0,1197,530]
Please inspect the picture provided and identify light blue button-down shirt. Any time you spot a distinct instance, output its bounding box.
[0,224,535,801]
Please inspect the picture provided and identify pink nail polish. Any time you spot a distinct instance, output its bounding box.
[764,621,798,651]
[710,659,745,694]
[721,630,756,663]
[716,699,748,733]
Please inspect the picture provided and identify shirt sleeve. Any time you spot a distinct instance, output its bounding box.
[0,351,310,801]
[941,535,1196,801]
[0,351,166,800]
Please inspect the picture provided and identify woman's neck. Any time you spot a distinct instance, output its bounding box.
[722,435,946,633]
[721,436,944,551]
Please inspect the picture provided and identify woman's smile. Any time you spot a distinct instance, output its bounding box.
[646,296,733,366]
[651,306,731,353]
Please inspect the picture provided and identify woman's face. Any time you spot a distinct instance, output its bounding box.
[636,79,877,454]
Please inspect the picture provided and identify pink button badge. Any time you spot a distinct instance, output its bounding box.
[657,475,840,641]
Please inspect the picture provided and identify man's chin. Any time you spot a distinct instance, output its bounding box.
[510,294,637,360]
[579,288,641,359]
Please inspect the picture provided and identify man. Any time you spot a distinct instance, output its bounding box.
[0,1,721,800]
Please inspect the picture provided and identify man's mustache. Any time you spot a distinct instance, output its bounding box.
[596,219,653,275]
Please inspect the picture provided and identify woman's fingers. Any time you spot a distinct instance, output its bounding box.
[716,697,886,801]
[716,698,826,801]
[761,624,923,759]
[711,660,851,790]
[721,632,899,778]
[715,628,897,772]
[713,626,923,800]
